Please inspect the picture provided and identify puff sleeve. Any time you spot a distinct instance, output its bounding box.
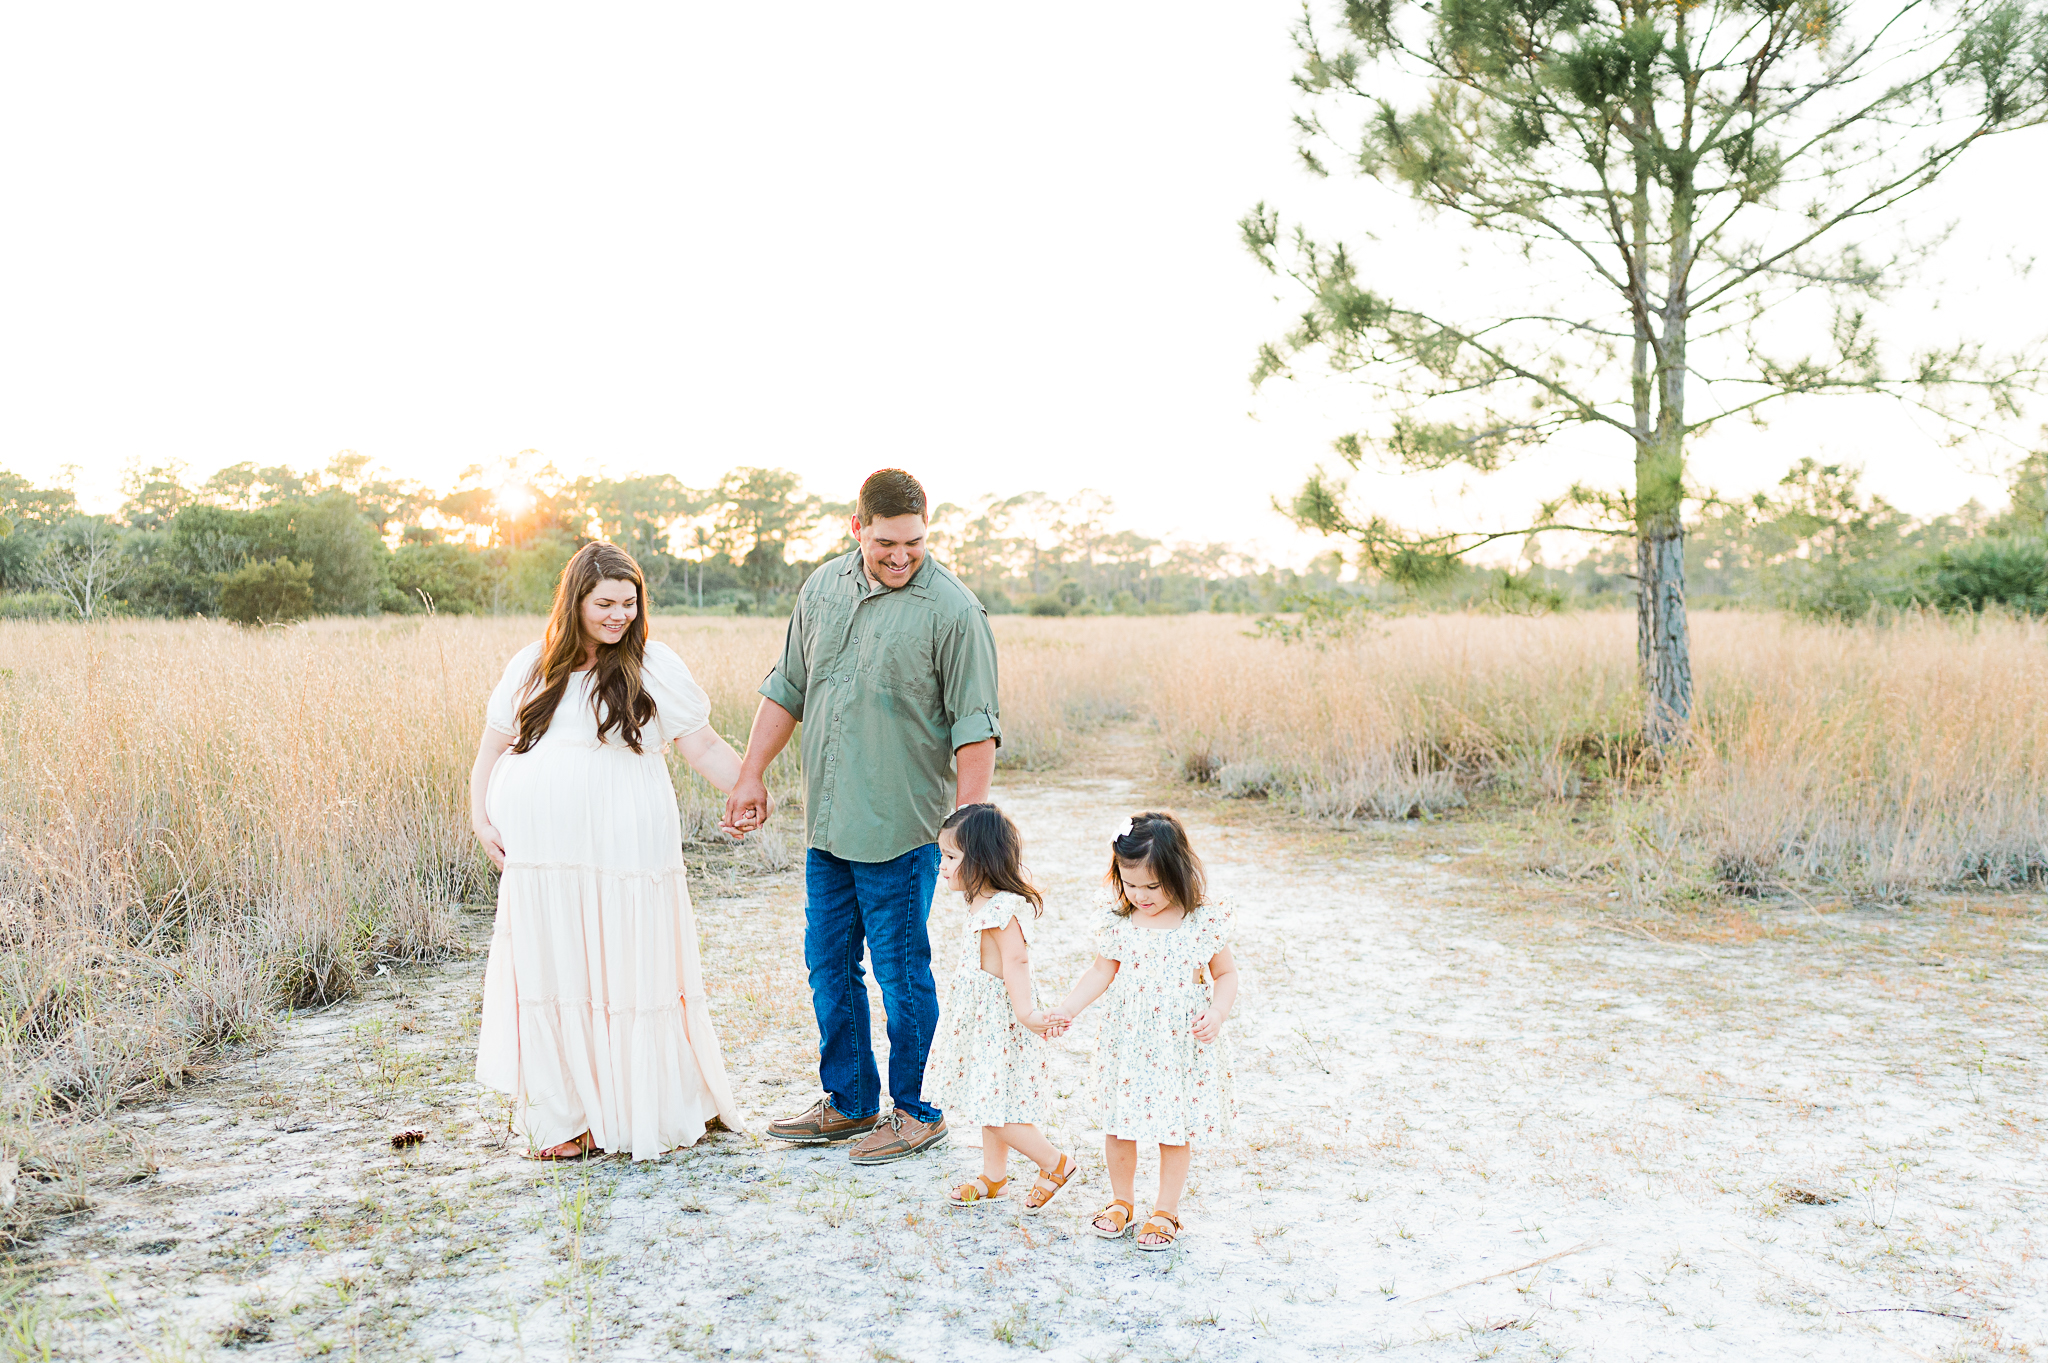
[1191,900,1237,965]
[486,642,543,738]
[644,642,713,744]
[965,892,1035,942]
[1092,902,1130,963]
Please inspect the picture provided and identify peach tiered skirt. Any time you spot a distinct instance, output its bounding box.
[477,736,742,1160]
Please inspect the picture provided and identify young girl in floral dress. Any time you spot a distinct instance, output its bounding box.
[921,804,1079,1212]
[1046,811,1238,1250]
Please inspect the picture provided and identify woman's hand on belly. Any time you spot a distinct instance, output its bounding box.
[473,818,506,871]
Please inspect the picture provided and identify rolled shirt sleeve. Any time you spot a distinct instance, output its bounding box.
[758,593,810,720]
[940,608,1002,752]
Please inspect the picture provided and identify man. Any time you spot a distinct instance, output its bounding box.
[725,468,1000,1164]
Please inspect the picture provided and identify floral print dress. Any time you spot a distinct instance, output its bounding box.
[1092,899,1237,1144]
[922,892,1050,1128]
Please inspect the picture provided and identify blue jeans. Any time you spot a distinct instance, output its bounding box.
[804,844,943,1125]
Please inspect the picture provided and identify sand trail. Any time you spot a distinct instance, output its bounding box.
[23,772,2048,1360]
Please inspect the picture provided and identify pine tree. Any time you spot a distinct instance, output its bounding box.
[1246,0,2048,743]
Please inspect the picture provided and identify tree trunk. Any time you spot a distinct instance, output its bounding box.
[1638,85,1698,753]
[1635,521,1692,749]
[1635,420,1693,749]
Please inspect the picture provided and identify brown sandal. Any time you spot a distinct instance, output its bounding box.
[1136,1209,1181,1251]
[946,1174,1010,1208]
[524,1132,595,1162]
[1021,1153,1076,1215]
[1091,1199,1135,1239]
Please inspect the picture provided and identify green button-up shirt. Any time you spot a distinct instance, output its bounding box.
[759,549,1002,863]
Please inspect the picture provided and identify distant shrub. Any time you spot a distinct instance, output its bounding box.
[502,534,578,613]
[1025,595,1069,617]
[0,526,37,591]
[218,558,314,625]
[1922,537,2048,614]
[1217,761,1276,798]
[1778,558,1918,620]
[385,541,494,614]
[295,491,384,615]
[0,591,71,620]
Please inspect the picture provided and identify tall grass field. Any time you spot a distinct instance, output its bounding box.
[1,610,2044,1198]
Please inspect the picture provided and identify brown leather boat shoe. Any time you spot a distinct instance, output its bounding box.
[847,1108,948,1165]
[765,1097,880,1145]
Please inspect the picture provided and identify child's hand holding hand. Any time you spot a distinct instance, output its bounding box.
[1039,1009,1072,1039]
[1192,1007,1228,1044]
[1022,1009,1057,1037]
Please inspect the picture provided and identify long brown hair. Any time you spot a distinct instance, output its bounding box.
[1106,810,1206,918]
[512,541,657,754]
[939,803,1044,916]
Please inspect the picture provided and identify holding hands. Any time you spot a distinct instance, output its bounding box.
[713,788,771,842]
[1021,1009,1066,1038]
[1031,1004,1221,1044]
[723,772,772,836]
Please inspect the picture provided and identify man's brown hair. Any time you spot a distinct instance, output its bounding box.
[857,469,926,524]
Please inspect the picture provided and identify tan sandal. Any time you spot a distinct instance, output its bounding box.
[946,1174,1009,1208]
[1136,1209,1181,1251]
[1021,1153,1076,1215]
[524,1132,595,1162]
[1091,1199,1135,1239]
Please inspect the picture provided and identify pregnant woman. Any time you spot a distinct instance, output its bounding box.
[470,541,748,1160]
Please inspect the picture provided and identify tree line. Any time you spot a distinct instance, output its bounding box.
[0,455,1319,623]
[2,450,2041,626]
[1354,452,2048,622]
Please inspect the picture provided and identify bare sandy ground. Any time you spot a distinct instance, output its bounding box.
[22,771,2048,1362]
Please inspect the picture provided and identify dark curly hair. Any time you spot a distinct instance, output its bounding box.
[939,803,1043,916]
[1106,810,1206,918]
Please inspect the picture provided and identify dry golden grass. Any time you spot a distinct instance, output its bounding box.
[0,607,2042,1197]
[990,611,2048,900]
[1098,610,2048,900]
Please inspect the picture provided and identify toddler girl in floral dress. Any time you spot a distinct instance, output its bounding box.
[1047,810,1238,1250]
[922,804,1080,1213]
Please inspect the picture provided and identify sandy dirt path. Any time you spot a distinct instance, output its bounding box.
[24,770,2048,1361]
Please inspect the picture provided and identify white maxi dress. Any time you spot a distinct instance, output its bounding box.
[476,640,743,1160]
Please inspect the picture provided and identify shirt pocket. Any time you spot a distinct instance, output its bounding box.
[806,597,855,680]
[870,616,938,702]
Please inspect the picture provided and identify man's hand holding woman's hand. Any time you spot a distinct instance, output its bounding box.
[723,773,772,838]
[714,793,773,842]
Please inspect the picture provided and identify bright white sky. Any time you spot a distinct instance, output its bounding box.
[2,4,2043,567]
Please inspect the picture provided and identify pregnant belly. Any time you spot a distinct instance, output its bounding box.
[488,742,684,873]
